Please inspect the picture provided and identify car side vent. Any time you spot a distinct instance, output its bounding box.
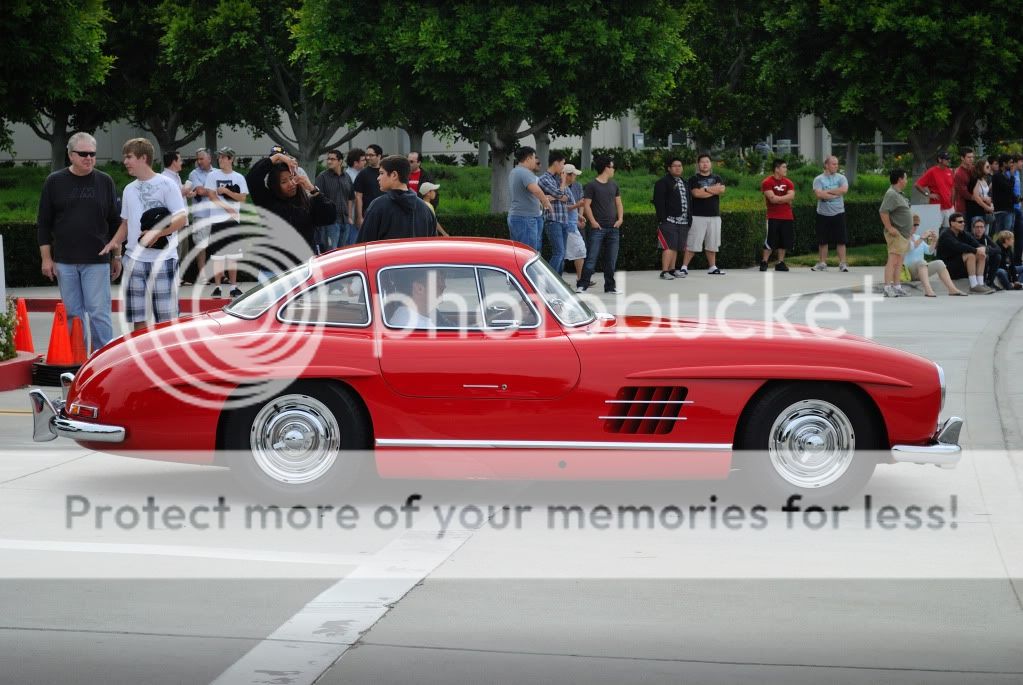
[601,386,690,435]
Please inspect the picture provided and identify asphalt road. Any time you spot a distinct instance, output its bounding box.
[2,269,1022,684]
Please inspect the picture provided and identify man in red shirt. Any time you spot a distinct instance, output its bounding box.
[760,159,796,271]
[914,151,955,227]
[952,148,975,216]
[406,151,431,195]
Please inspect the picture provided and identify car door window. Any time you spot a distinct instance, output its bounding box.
[380,266,482,329]
[278,272,370,326]
[478,267,540,328]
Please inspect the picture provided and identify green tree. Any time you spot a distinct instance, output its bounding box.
[301,1,689,212]
[762,2,1023,176]
[638,3,794,152]
[0,0,113,162]
[172,0,381,177]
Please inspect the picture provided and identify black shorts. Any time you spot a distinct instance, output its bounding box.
[657,221,688,252]
[765,218,794,251]
[815,212,847,246]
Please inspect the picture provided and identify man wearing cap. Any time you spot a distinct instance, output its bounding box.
[914,151,955,228]
[537,152,571,271]
[562,164,588,283]
[101,137,187,331]
[204,146,249,298]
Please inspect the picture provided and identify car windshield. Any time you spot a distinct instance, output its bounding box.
[523,256,595,327]
[224,263,312,319]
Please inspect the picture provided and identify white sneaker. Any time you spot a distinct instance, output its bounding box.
[839,263,849,272]
[673,267,688,278]
[894,286,909,297]
[575,286,585,293]
[811,262,828,271]
[707,266,725,275]
[883,285,896,298]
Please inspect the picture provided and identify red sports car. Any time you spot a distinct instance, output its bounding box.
[30,238,962,501]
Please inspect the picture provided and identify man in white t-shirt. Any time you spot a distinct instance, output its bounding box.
[101,138,187,331]
[204,146,249,297]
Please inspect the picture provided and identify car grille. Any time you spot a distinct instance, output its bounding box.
[601,386,690,435]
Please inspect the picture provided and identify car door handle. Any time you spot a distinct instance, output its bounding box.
[463,384,508,390]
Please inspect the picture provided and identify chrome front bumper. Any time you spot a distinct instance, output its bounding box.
[891,416,963,468]
[28,375,125,444]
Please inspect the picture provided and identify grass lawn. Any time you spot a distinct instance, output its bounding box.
[2,161,894,222]
[784,242,890,267]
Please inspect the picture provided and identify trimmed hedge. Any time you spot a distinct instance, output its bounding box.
[2,200,886,287]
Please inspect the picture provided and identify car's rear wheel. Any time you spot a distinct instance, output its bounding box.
[224,382,370,500]
[735,383,879,504]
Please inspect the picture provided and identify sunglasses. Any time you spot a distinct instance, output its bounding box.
[72,150,97,157]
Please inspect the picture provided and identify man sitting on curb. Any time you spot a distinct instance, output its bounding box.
[935,213,994,294]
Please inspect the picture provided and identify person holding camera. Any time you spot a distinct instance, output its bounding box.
[204,146,248,297]
[904,214,966,297]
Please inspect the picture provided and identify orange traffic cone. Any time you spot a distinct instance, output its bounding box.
[69,317,87,364]
[13,298,34,353]
[45,302,74,365]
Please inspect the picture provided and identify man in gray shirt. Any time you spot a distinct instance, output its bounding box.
[578,155,624,294]
[507,146,553,251]
[811,155,850,272]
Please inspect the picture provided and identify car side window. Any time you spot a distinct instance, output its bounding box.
[478,268,539,328]
[278,273,370,327]
[380,266,482,330]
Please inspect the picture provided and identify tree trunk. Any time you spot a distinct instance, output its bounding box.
[406,128,425,155]
[478,139,489,167]
[48,116,70,171]
[534,129,551,167]
[489,145,513,214]
[845,140,859,187]
[204,123,218,154]
[581,130,593,172]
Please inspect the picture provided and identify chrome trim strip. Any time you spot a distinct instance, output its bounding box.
[891,416,962,468]
[598,416,687,421]
[376,438,731,450]
[935,362,946,413]
[603,400,693,405]
[28,390,58,442]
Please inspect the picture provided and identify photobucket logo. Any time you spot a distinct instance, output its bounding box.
[122,204,327,411]
[570,272,882,341]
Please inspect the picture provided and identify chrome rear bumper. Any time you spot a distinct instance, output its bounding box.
[891,416,963,468]
[28,388,125,444]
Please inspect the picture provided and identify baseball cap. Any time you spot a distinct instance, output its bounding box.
[563,163,581,175]
[937,151,950,160]
[419,182,440,196]
[270,144,289,156]
[217,146,235,158]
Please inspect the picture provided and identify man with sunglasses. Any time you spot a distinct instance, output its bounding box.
[36,131,121,353]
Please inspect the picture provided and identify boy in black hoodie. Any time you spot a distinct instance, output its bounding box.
[356,155,437,243]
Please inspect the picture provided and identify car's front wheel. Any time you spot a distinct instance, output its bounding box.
[735,383,880,504]
[224,382,370,500]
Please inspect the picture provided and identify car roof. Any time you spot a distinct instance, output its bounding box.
[356,237,535,268]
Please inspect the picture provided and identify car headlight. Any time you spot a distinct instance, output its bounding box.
[935,362,946,413]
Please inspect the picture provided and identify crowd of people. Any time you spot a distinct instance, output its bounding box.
[36,130,1023,353]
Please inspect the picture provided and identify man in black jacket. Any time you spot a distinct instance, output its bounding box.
[990,154,1016,237]
[652,156,691,280]
[356,155,437,243]
[936,213,993,293]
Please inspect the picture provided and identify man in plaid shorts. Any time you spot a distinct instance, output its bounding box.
[102,138,187,331]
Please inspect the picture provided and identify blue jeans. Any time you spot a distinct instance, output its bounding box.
[314,223,341,253]
[579,226,621,291]
[342,223,358,246]
[56,262,113,353]
[544,220,568,272]
[508,214,543,252]
[993,211,1015,236]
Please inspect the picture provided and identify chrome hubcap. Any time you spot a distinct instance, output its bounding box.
[768,399,855,488]
[249,394,340,484]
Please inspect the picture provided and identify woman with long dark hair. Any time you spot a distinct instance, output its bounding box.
[246,151,337,253]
